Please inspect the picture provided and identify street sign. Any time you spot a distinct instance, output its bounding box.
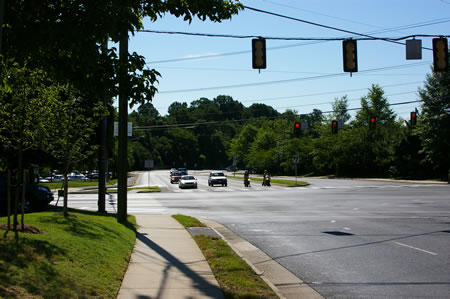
[292,155,299,164]
[145,160,154,169]
[232,154,237,167]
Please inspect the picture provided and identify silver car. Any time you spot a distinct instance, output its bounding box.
[178,175,198,189]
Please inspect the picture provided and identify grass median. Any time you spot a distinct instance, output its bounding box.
[173,214,279,299]
[0,209,136,298]
[228,176,309,187]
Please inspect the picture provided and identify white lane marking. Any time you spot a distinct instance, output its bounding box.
[343,227,351,231]
[393,242,437,256]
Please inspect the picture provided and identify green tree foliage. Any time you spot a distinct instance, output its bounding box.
[417,65,450,178]
[331,95,351,123]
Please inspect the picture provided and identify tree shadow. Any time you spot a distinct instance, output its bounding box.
[134,232,223,299]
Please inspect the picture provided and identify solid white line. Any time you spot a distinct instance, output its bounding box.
[394,242,437,255]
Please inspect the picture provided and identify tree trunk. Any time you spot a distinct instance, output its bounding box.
[13,148,23,232]
[6,169,11,230]
[21,169,26,231]
[63,170,69,217]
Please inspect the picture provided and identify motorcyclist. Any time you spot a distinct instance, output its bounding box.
[262,170,270,186]
[244,170,250,187]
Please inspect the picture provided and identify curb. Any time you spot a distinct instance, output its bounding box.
[202,219,323,299]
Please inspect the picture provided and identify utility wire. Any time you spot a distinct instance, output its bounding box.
[242,5,434,50]
[139,29,448,42]
[133,99,423,131]
[156,62,430,94]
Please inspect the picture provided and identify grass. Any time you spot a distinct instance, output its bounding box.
[42,179,118,190]
[173,215,278,299]
[71,186,161,194]
[0,209,136,298]
[228,176,309,187]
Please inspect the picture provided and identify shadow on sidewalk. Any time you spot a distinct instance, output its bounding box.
[136,232,222,299]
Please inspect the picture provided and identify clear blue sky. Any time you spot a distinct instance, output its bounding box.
[127,0,450,121]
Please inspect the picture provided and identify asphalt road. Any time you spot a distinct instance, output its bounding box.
[57,170,450,298]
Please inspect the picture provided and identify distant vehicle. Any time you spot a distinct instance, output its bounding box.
[50,175,64,182]
[68,174,88,181]
[178,175,198,189]
[86,172,99,180]
[170,168,177,175]
[178,168,188,175]
[208,171,227,187]
[0,175,54,213]
[39,177,52,183]
[170,172,183,184]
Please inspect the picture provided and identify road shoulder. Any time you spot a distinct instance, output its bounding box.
[202,219,323,299]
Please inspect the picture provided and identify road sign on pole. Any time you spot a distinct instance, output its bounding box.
[292,155,299,164]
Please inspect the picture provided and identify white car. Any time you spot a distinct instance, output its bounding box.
[178,175,198,189]
[208,171,227,187]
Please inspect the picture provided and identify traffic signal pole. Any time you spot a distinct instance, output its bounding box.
[117,29,128,223]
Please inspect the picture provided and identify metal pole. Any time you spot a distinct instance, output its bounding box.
[117,29,128,223]
[295,164,298,185]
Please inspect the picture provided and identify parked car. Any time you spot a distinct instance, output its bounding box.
[170,172,183,184]
[0,175,54,213]
[178,168,188,175]
[68,174,88,181]
[208,171,227,187]
[178,175,198,189]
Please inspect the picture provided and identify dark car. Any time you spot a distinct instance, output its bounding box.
[178,168,188,175]
[208,171,227,187]
[170,172,183,184]
[0,175,54,213]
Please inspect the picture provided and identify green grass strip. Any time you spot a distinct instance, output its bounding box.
[228,176,309,187]
[42,179,118,190]
[173,215,278,298]
[0,209,136,298]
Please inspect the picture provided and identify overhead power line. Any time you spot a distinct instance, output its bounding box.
[139,29,448,42]
[133,99,423,131]
[242,5,435,49]
[156,62,430,94]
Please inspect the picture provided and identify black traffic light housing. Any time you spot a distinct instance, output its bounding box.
[410,111,417,126]
[432,38,449,72]
[294,121,301,136]
[331,120,338,134]
[252,38,267,69]
[343,39,358,73]
[369,117,376,130]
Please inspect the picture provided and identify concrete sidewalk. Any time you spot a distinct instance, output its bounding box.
[117,215,223,299]
[117,215,322,299]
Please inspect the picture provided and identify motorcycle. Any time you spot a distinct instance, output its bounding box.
[244,177,251,187]
[262,175,271,186]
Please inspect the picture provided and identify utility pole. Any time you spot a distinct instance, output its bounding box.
[117,28,128,223]
[97,43,109,214]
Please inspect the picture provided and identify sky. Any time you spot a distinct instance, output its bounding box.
[126,0,450,121]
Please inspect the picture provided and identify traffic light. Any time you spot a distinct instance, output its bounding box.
[343,39,358,73]
[294,121,301,136]
[252,38,266,69]
[369,117,376,130]
[331,120,338,134]
[410,111,417,126]
[433,38,448,72]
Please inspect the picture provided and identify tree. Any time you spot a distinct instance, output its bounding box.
[43,85,106,217]
[417,64,450,179]
[331,95,351,123]
[3,1,242,107]
[0,61,54,232]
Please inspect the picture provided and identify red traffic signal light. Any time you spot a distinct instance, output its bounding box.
[410,111,417,126]
[433,38,449,72]
[294,121,301,136]
[369,117,376,130]
[343,39,358,72]
[331,120,338,134]
[252,38,267,69]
